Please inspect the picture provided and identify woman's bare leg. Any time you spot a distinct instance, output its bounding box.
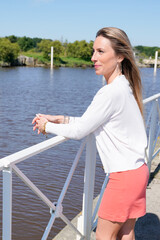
[96,217,123,240]
[96,217,136,240]
[117,218,136,240]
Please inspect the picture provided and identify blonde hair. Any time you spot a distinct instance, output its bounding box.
[96,27,143,115]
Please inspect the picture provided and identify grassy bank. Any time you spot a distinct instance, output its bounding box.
[20,51,93,67]
[21,51,50,64]
[60,57,93,67]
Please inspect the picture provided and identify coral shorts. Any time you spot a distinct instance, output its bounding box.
[98,163,149,222]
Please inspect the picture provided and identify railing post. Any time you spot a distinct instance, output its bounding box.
[51,46,54,69]
[77,134,96,240]
[147,100,158,172]
[2,166,12,240]
[154,51,158,76]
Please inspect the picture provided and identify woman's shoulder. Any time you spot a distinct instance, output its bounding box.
[93,75,131,111]
[96,75,128,97]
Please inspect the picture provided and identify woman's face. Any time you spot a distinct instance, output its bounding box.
[91,36,122,83]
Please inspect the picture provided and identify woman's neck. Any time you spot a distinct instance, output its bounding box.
[105,71,122,84]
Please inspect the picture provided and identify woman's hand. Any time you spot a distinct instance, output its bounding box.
[32,114,70,135]
[35,114,65,124]
[32,116,48,134]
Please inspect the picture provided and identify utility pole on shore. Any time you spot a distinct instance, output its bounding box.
[51,46,54,69]
[154,51,158,76]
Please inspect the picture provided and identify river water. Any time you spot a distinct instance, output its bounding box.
[0,67,160,239]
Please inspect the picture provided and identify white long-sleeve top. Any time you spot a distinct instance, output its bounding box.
[45,75,147,173]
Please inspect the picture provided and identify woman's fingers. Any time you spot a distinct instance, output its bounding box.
[33,123,38,131]
[32,114,50,135]
[32,116,39,124]
[33,114,64,124]
[35,118,48,134]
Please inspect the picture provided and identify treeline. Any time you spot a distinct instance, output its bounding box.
[134,45,160,58]
[0,35,160,65]
[0,35,93,65]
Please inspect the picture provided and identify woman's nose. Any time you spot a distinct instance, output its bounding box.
[91,51,97,62]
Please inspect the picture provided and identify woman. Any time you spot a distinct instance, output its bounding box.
[32,27,149,240]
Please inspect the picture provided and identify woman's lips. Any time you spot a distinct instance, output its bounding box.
[94,64,101,69]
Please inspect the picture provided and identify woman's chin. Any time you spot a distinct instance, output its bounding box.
[95,69,102,75]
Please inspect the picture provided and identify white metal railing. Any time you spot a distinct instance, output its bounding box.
[143,93,160,172]
[0,93,160,240]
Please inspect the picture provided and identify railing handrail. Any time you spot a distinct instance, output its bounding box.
[0,135,67,170]
[143,93,160,104]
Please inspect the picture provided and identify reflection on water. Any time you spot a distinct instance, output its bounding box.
[50,68,54,81]
[0,67,160,239]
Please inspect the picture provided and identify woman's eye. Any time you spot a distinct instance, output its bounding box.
[92,49,104,55]
[98,49,104,54]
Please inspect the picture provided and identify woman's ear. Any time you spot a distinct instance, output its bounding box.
[117,55,124,63]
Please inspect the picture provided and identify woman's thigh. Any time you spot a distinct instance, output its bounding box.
[96,217,123,240]
[96,217,136,240]
[117,218,136,240]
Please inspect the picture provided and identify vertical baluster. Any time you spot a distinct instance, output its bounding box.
[2,166,12,240]
[147,100,158,172]
[77,134,96,240]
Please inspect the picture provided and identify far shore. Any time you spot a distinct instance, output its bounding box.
[0,55,160,69]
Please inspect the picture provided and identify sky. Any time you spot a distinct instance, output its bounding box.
[0,0,160,47]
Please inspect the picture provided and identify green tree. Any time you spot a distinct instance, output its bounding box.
[17,36,35,51]
[66,40,93,60]
[66,42,77,58]
[32,37,42,49]
[4,36,42,51]
[52,40,63,58]
[78,40,93,60]
[38,39,53,59]
[6,35,19,43]
[134,45,160,58]
[62,39,68,56]
[0,38,20,64]
[38,39,63,59]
